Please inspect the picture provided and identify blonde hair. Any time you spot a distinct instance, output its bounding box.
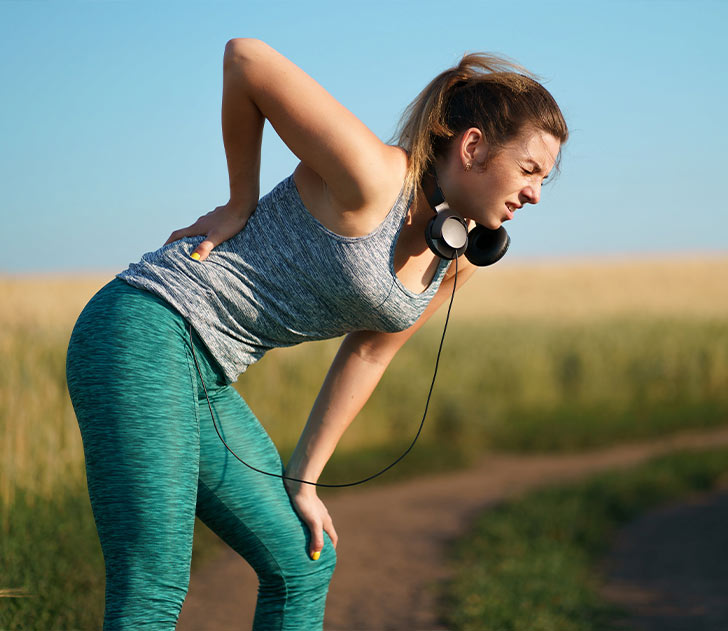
[389,53,569,187]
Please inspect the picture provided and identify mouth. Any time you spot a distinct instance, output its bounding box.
[504,203,521,220]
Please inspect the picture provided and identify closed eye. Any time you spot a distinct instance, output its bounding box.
[521,160,553,184]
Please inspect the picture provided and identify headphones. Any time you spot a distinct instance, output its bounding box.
[423,166,510,266]
[191,167,511,488]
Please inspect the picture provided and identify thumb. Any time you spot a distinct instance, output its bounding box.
[189,238,217,262]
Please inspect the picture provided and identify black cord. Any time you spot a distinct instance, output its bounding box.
[188,256,459,488]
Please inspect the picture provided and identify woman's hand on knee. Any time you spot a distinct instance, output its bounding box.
[163,200,254,261]
[285,483,338,560]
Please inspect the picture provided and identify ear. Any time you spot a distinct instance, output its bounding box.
[459,127,486,168]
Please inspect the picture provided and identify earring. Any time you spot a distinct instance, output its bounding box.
[464,162,472,172]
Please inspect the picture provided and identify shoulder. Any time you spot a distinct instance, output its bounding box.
[227,38,403,214]
[336,144,411,216]
[294,145,412,236]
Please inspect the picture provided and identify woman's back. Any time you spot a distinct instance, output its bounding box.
[118,171,449,383]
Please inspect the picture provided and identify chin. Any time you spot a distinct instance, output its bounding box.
[482,218,503,230]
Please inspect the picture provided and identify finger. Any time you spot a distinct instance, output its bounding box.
[309,521,324,560]
[323,517,338,549]
[164,232,181,246]
[164,226,196,246]
[190,238,216,262]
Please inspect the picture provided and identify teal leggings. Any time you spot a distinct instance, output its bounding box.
[65,278,336,630]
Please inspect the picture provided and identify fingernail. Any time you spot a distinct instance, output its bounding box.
[311,551,320,561]
[190,252,201,261]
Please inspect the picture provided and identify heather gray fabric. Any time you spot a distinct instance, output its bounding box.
[118,173,450,383]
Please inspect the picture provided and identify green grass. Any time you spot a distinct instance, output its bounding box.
[3,314,728,628]
[0,485,244,631]
[0,484,104,631]
[4,315,728,506]
[442,448,728,631]
[240,317,728,459]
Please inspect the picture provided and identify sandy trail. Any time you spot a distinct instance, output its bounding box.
[177,427,728,631]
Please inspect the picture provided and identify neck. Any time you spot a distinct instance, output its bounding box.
[420,167,449,214]
[396,185,434,259]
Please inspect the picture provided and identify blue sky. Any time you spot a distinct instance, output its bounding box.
[1,0,726,273]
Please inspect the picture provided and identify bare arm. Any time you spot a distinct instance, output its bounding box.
[165,38,394,258]
[285,260,478,558]
[220,38,392,208]
[164,40,265,256]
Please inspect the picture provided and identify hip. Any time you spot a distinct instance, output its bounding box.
[66,277,228,395]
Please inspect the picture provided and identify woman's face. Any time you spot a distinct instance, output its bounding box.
[437,127,561,230]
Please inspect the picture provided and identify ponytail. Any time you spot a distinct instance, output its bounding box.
[389,53,568,187]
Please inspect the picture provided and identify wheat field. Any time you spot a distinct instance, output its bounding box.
[454,255,728,321]
[2,256,727,510]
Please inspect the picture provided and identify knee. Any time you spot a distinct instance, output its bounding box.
[254,541,336,629]
[262,541,337,598]
[292,541,337,592]
[104,573,188,630]
[310,541,337,580]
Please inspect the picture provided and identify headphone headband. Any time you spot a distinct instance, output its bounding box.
[422,166,511,266]
[422,167,469,260]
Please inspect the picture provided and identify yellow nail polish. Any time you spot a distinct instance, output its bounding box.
[190,252,201,261]
[311,551,320,561]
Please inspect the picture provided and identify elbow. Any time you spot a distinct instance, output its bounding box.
[224,37,266,70]
[344,331,400,368]
[225,37,260,54]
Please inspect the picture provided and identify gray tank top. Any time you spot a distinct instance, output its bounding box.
[117,173,450,383]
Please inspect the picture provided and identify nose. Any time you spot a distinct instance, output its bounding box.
[521,181,541,205]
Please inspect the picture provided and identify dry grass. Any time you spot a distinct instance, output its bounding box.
[1,274,116,510]
[1,256,727,509]
[0,273,115,331]
[3,255,726,331]
[453,255,728,322]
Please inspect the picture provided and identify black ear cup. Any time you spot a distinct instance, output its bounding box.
[425,216,511,266]
[464,224,510,267]
[421,166,510,266]
[424,210,469,260]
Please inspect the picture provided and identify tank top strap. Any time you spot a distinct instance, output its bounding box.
[378,173,418,244]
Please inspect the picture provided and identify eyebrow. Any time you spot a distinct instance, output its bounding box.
[526,159,549,179]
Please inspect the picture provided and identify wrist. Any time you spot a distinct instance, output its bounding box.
[225,196,256,218]
[283,475,318,497]
[284,462,320,492]
[224,169,260,213]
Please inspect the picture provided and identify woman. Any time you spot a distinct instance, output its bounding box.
[66,38,567,630]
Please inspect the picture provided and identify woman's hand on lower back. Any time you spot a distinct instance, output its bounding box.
[284,481,338,560]
[163,201,254,261]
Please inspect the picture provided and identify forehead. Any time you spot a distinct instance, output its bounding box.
[505,129,560,172]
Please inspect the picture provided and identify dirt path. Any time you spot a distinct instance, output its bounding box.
[601,487,728,631]
[177,428,728,631]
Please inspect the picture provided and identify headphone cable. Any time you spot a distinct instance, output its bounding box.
[189,257,458,488]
